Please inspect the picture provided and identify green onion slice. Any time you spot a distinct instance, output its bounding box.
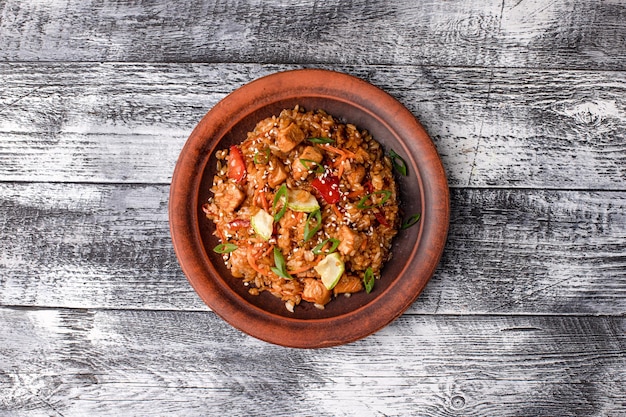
[312,238,340,255]
[213,243,238,254]
[273,184,288,222]
[401,213,421,230]
[270,247,292,279]
[389,149,408,176]
[254,148,270,165]
[308,137,334,144]
[303,209,322,242]
[356,190,392,210]
[363,267,375,293]
[299,158,325,174]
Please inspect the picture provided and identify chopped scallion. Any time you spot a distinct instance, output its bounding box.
[363,267,375,293]
[356,190,392,210]
[273,184,288,222]
[213,243,238,254]
[389,149,408,176]
[253,148,270,165]
[308,137,334,144]
[312,238,340,255]
[303,209,322,242]
[401,213,421,230]
[270,247,292,279]
[299,158,325,174]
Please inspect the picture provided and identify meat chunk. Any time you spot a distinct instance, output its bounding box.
[370,172,385,191]
[268,159,288,187]
[276,227,292,253]
[292,146,324,181]
[275,122,305,153]
[333,274,364,296]
[345,164,366,188]
[337,225,364,257]
[215,182,245,213]
[229,247,256,278]
[301,278,331,306]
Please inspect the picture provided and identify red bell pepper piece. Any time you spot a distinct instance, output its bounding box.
[227,219,250,230]
[311,174,341,204]
[374,211,390,227]
[227,145,246,182]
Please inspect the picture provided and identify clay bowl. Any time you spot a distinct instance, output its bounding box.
[169,69,449,348]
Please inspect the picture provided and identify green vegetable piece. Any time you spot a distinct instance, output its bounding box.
[315,252,345,290]
[299,158,325,174]
[273,184,288,222]
[308,137,334,144]
[254,148,270,165]
[363,267,375,293]
[286,189,320,213]
[303,209,322,242]
[251,209,274,240]
[389,149,408,176]
[213,243,238,254]
[401,213,421,230]
[356,190,392,210]
[270,247,292,280]
[312,238,340,255]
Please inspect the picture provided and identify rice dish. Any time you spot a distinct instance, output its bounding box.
[202,106,400,311]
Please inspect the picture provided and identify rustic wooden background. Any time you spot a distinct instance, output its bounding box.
[1,0,625,415]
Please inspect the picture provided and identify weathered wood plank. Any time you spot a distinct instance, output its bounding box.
[1,0,624,70]
[0,307,623,416]
[0,0,502,67]
[2,63,625,188]
[0,62,483,185]
[498,0,626,70]
[470,67,626,188]
[1,182,624,315]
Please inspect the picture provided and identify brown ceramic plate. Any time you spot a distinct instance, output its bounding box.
[169,69,449,348]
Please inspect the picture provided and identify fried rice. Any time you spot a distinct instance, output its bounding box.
[202,106,400,311]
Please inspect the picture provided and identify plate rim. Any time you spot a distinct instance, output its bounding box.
[169,68,450,348]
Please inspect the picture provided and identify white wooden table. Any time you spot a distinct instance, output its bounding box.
[1,1,625,415]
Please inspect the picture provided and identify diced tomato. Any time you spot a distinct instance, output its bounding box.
[311,174,341,204]
[227,145,246,182]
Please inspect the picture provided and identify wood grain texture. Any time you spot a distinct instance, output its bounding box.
[0,0,502,67]
[0,307,624,416]
[2,0,625,414]
[1,182,624,315]
[2,63,625,188]
[0,62,484,186]
[470,68,626,188]
[499,0,626,70]
[1,0,625,70]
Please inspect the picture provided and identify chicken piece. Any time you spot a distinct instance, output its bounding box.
[345,164,366,188]
[215,182,245,213]
[275,122,305,153]
[337,225,364,257]
[301,278,331,306]
[268,158,288,187]
[333,275,364,296]
[292,146,324,180]
[276,227,292,253]
[370,172,385,191]
[229,247,256,278]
